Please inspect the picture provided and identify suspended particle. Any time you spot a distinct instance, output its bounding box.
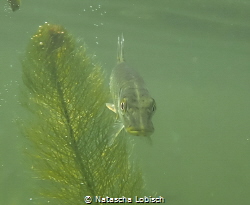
[8,0,21,12]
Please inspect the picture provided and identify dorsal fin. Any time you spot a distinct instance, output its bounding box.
[117,33,125,63]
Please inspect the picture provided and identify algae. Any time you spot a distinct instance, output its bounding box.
[21,23,144,204]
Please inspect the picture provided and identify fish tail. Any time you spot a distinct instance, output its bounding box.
[117,33,125,63]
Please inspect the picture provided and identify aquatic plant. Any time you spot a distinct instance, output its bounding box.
[21,23,144,204]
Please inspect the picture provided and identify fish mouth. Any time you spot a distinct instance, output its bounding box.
[126,127,154,137]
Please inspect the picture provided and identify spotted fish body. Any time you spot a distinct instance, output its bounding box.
[106,35,156,144]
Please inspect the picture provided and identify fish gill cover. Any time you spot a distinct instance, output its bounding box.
[21,23,144,204]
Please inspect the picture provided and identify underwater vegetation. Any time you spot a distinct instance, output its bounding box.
[21,23,144,204]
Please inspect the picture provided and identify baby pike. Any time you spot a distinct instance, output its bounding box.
[106,35,156,145]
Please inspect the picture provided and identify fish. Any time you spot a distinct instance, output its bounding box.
[106,34,156,145]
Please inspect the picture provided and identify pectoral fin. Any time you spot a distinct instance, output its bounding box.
[106,103,116,113]
[106,121,124,146]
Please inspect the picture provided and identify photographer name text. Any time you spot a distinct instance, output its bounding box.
[84,196,165,203]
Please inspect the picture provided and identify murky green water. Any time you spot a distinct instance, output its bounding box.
[1,0,250,204]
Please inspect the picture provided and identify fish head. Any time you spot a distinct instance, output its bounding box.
[117,92,156,137]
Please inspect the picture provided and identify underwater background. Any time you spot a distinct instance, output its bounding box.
[0,0,250,204]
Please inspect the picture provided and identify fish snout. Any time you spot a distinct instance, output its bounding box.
[126,126,154,137]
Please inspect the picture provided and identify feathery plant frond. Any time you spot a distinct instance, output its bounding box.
[22,23,144,204]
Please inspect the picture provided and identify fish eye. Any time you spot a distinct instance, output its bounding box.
[121,102,125,110]
[120,99,127,112]
[152,104,156,112]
